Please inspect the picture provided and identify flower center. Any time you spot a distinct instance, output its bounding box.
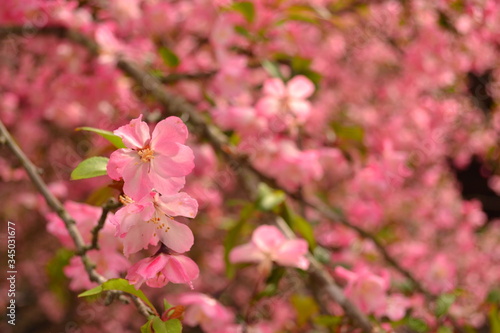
[138,147,155,163]
[119,194,134,205]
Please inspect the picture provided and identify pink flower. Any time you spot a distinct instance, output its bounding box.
[229,225,309,274]
[256,75,314,124]
[46,201,115,248]
[64,250,130,291]
[335,266,390,316]
[107,115,194,200]
[111,191,198,256]
[176,293,234,332]
[126,253,199,289]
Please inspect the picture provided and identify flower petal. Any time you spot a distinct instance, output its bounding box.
[151,143,195,178]
[122,160,153,200]
[275,239,309,270]
[114,115,151,149]
[263,78,286,97]
[107,149,136,180]
[162,255,199,285]
[229,243,266,264]
[251,225,286,253]
[151,175,186,196]
[151,116,189,146]
[121,222,157,256]
[156,192,198,219]
[286,75,314,99]
[157,217,194,253]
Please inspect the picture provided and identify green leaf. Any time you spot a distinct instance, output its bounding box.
[314,315,341,327]
[152,317,182,333]
[78,285,104,298]
[435,293,456,317]
[261,60,284,79]
[256,266,286,300]
[437,326,453,333]
[78,278,156,313]
[76,127,126,149]
[231,2,255,23]
[223,203,256,277]
[281,202,317,249]
[159,47,180,68]
[406,317,429,333]
[256,183,286,211]
[71,156,109,180]
[488,288,500,304]
[164,319,182,333]
[291,294,319,326]
[490,305,500,333]
[46,249,73,302]
[141,319,154,333]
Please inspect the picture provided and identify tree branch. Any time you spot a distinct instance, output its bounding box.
[0,120,154,318]
[276,217,374,333]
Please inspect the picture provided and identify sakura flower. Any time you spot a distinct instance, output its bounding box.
[107,115,194,200]
[256,75,315,124]
[111,191,198,256]
[176,293,234,332]
[65,250,130,291]
[229,225,309,274]
[335,266,390,317]
[126,253,199,289]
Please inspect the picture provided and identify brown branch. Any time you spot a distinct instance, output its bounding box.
[0,120,154,318]
[84,198,121,252]
[276,218,374,333]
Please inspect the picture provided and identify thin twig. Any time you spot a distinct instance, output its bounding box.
[276,217,373,333]
[85,198,121,252]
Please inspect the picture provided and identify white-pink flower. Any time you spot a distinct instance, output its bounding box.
[111,191,198,256]
[229,225,309,274]
[176,293,235,332]
[126,253,199,289]
[107,115,194,200]
[256,75,315,124]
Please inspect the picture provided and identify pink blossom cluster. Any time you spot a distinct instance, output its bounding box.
[107,115,200,289]
[2,0,500,332]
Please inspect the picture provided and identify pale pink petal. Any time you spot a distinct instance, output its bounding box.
[151,175,186,196]
[151,144,194,178]
[286,75,314,99]
[334,266,357,283]
[127,255,168,288]
[275,239,309,270]
[229,243,266,264]
[122,161,153,200]
[106,149,136,180]
[115,202,155,235]
[263,78,286,97]
[121,222,157,256]
[156,192,198,218]
[114,115,151,149]
[251,225,286,253]
[145,272,169,288]
[151,116,189,147]
[157,217,194,253]
[162,255,199,285]
[255,96,281,118]
[288,99,311,121]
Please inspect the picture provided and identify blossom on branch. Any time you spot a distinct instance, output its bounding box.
[229,225,309,275]
[107,115,194,200]
[111,191,197,256]
[126,253,199,289]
